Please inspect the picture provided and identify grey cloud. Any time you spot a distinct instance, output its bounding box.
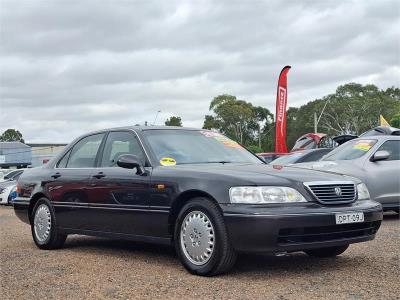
[0,0,399,142]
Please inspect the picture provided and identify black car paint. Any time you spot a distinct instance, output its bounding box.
[14,126,383,253]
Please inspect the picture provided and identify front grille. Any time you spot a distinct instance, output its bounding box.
[304,181,356,204]
[278,221,381,245]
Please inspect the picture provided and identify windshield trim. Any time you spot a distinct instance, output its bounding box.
[141,129,264,166]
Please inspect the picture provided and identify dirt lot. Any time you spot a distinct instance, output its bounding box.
[0,206,399,300]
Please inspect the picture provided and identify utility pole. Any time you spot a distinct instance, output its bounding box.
[152,110,161,126]
[314,112,318,133]
[314,99,330,133]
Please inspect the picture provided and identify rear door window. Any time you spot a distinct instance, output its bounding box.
[66,134,105,168]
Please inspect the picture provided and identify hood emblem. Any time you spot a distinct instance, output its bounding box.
[334,187,342,196]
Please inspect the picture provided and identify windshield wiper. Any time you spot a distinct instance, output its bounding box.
[177,161,232,165]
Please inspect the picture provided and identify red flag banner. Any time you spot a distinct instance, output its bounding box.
[274,65,291,153]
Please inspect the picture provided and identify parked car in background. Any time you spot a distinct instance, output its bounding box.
[257,152,290,163]
[14,127,382,276]
[271,148,333,165]
[332,126,400,146]
[0,169,24,205]
[0,169,24,183]
[295,136,400,213]
[360,126,400,137]
[291,133,327,151]
[0,181,18,205]
[0,169,12,181]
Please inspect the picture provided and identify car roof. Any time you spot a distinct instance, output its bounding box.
[353,135,400,141]
[84,126,205,136]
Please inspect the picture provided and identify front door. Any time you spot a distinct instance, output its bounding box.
[365,139,400,206]
[85,130,151,235]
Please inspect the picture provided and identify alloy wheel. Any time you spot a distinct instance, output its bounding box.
[180,210,215,266]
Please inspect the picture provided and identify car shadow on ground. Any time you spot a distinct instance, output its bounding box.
[383,211,399,221]
[64,236,176,257]
[61,236,381,277]
[55,210,398,276]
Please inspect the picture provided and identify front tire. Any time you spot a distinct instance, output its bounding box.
[305,245,349,258]
[31,198,67,250]
[174,197,236,276]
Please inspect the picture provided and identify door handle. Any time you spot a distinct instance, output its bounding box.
[51,172,61,179]
[92,172,106,179]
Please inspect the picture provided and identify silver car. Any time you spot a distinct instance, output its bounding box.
[296,135,400,212]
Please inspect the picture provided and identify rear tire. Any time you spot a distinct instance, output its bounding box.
[305,245,349,258]
[174,197,237,276]
[31,198,67,250]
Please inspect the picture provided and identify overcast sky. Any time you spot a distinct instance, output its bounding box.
[0,0,399,143]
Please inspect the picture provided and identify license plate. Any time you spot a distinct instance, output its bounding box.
[335,212,364,224]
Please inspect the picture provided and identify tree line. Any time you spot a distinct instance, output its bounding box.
[166,83,400,152]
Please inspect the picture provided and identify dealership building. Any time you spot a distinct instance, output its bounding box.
[0,142,66,168]
[0,142,31,168]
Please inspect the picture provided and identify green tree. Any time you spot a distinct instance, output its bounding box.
[203,115,221,130]
[0,129,24,143]
[165,116,183,127]
[203,94,273,146]
[390,113,400,128]
[285,83,400,148]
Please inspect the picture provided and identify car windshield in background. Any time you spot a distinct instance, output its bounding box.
[292,137,316,150]
[271,152,304,165]
[144,130,262,165]
[322,139,377,161]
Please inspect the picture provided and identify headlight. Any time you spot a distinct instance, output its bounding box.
[357,183,370,200]
[229,186,307,204]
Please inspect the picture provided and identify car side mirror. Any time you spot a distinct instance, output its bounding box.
[370,150,390,162]
[117,154,146,175]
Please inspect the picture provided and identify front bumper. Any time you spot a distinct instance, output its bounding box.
[381,203,399,211]
[222,200,382,253]
[13,197,30,224]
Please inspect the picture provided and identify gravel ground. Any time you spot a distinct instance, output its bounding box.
[0,206,399,300]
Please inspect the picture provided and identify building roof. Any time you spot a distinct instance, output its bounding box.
[0,142,30,149]
[27,143,67,147]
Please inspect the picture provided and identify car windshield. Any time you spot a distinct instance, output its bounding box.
[292,137,316,150]
[271,152,304,165]
[322,139,377,161]
[143,130,262,165]
[4,170,21,180]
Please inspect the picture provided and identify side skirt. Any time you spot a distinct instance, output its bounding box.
[59,227,173,246]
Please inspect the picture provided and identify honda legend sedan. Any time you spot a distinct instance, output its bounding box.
[14,126,383,276]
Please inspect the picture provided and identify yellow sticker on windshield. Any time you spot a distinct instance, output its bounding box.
[160,157,176,166]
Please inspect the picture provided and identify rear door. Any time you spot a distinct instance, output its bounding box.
[85,130,152,235]
[46,133,106,229]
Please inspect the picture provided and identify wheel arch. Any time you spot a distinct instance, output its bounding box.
[28,192,48,224]
[168,189,222,237]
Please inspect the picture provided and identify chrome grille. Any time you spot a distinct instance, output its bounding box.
[304,181,357,204]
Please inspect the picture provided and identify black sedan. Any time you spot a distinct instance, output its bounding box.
[271,148,333,165]
[14,127,382,276]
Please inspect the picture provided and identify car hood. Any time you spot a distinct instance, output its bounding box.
[0,180,16,188]
[170,163,359,186]
[292,160,360,177]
